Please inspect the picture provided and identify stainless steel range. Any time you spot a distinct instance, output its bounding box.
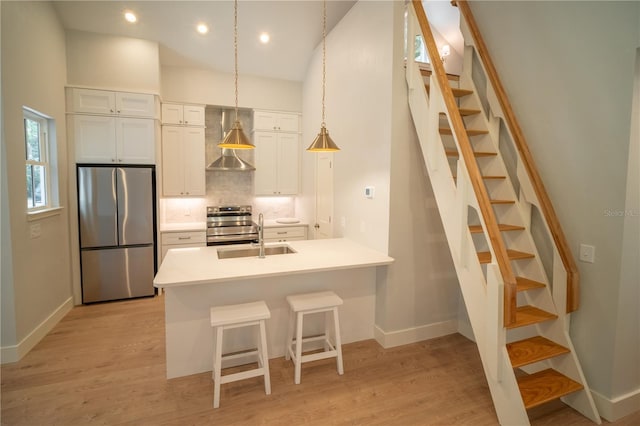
[206,205,259,246]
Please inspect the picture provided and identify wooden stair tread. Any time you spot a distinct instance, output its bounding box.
[477,249,535,264]
[425,84,473,97]
[459,108,481,116]
[516,277,546,292]
[517,368,583,409]
[439,128,489,136]
[507,336,570,368]
[469,224,525,233]
[420,68,460,81]
[453,175,506,180]
[445,150,497,158]
[507,305,558,329]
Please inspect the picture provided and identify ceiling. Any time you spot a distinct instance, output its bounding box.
[52,0,357,82]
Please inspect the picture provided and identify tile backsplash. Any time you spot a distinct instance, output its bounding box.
[159,106,296,224]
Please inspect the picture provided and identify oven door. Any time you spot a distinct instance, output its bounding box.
[206,226,258,246]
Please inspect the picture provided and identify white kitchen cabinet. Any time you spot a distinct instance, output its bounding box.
[253,110,300,133]
[161,104,205,126]
[161,126,205,196]
[70,88,155,118]
[160,231,206,262]
[263,225,307,243]
[254,131,299,195]
[73,115,155,164]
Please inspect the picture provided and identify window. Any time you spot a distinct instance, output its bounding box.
[414,35,430,64]
[24,108,56,212]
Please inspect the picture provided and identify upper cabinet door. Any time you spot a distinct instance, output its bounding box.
[254,110,279,131]
[74,115,118,163]
[276,133,300,195]
[276,113,300,133]
[116,118,156,164]
[183,127,206,195]
[253,110,300,132]
[161,126,185,196]
[254,132,279,195]
[72,89,116,115]
[182,105,205,126]
[70,88,155,118]
[116,92,155,118]
[161,104,184,125]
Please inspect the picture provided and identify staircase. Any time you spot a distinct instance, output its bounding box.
[406,1,601,424]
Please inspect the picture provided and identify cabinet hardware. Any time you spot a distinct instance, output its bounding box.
[178,237,191,240]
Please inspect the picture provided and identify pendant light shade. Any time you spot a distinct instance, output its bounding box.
[219,120,253,149]
[307,0,339,152]
[218,0,254,150]
[307,125,339,152]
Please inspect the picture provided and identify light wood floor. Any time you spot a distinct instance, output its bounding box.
[2,296,638,425]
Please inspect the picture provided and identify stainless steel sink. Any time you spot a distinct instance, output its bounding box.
[216,244,297,259]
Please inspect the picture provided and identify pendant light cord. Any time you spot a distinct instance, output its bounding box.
[234,0,239,122]
[321,0,326,127]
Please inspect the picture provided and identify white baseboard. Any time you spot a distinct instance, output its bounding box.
[374,319,458,348]
[1,297,73,364]
[591,387,640,421]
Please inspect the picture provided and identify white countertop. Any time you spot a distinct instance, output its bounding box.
[263,219,308,228]
[160,222,206,232]
[154,238,394,288]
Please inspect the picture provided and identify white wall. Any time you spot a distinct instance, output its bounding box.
[160,66,302,112]
[383,1,460,338]
[469,0,639,414]
[300,1,460,344]
[1,1,73,359]
[611,47,640,400]
[66,30,160,93]
[304,1,393,253]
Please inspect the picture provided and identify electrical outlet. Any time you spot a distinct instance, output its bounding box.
[579,244,595,263]
[30,223,41,239]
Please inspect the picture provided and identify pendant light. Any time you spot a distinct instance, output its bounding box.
[307,0,340,152]
[218,0,253,149]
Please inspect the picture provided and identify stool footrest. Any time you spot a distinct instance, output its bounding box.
[221,349,259,363]
[301,349,338,363]
[220,367,267,385]
[287,336,337,363]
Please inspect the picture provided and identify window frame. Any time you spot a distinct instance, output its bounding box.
[24,108,52,212]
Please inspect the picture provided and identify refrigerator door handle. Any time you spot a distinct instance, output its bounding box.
[117,167,154,246]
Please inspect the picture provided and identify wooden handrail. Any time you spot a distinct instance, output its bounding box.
[411,0,518,326]
[456,1,579,313]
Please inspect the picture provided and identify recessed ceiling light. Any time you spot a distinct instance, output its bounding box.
[197,23,209,35]
[259,32,270,44]
[124,11,137,23]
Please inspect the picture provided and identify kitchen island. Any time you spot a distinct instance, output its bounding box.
[154,238,394,378]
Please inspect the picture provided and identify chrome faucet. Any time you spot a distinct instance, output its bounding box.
[258,213,265,258]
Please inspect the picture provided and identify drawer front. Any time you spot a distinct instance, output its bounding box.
[263,226,306,239]
[161,231,206,245]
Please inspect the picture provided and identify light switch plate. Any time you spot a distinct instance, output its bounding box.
[364,186,375,199]
[579,244,595,263]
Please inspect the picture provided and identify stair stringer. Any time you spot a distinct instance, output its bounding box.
[406,53,531,425]
[456,36,601,424]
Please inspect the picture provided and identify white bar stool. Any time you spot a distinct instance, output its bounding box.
[285,291,344,384]
[210,300,271,408]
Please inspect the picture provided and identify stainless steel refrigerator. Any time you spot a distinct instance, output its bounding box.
[78,166,156,303]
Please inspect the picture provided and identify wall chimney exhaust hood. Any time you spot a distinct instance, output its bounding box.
[207,108,255,171]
